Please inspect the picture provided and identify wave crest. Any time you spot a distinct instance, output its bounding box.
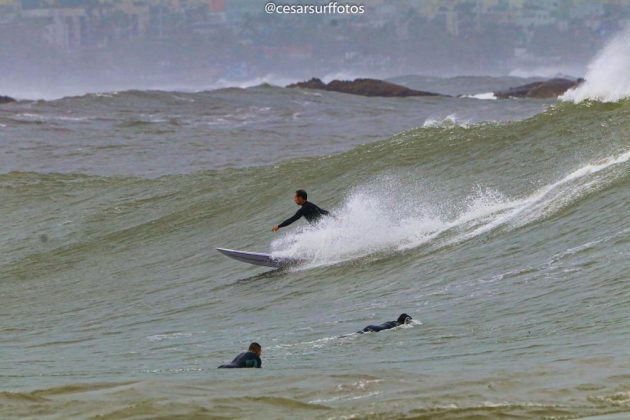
[561,27,630,103]
[271,149,630,269]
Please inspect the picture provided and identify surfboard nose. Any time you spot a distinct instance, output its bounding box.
[216,247,284,268]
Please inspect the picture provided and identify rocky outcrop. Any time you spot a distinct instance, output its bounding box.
[494,78,583,99]
[287,78,443,97]
[0,95,16,104]
[290,78,328,90]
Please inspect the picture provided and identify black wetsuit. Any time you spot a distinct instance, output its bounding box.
[278,201,330,228]
[359,321,401,333]
[218,351,262,368]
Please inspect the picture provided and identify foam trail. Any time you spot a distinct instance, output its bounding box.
[455,150,630,243]
[561,27,630,103]
[271,150,630,269]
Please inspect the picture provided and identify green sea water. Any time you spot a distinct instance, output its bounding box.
[1,94,629,418]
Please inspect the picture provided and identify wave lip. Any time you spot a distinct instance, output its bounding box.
[561,27,630,103]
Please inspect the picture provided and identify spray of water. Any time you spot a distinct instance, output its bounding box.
[561,26,630,103]
[271,150,630,268]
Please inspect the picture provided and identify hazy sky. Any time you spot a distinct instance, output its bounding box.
[0,0,628,98]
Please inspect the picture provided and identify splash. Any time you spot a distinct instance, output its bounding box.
[212,74,296,89]
[271,150,630,268]
[561,27,630,103]
[270,179,511,267]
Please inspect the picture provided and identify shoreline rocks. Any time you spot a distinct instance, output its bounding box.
[287,77,443,97]
[0,95,16,104]
[494,78,583,99]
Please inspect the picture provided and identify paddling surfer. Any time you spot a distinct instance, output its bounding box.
[359,313,413,333]
[218,342,262,368]
[272,189,330,232]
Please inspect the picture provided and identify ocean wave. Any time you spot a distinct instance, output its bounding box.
[270,147,630,269]
[2,374,629,419]
[2,88,629,420]
[212,74,296,89]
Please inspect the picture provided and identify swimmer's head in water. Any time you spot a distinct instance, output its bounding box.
[249,342,262,356]
[294,189,307,205]
[397,313,412,324]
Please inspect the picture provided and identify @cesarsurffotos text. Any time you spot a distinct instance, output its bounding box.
[265,1,365,15]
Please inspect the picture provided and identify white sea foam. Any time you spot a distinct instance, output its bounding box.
[271,181,508,268]
[462,92,497,100]
[561,27,630,103]
[147,332,194,342]
[271,150,630,268]
[212,74,295,89]
[14,113,89,122]
[422,113,472,128]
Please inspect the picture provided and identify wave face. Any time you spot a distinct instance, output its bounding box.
[1,90,629,418]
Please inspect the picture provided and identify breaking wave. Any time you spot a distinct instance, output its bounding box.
[561,26,630,103]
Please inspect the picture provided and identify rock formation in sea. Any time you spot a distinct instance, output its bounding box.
[287,78,443,97]
[494,78,584,99]
[0,95,16,104]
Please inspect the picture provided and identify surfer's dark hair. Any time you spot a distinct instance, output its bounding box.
[249,342,261,351]
[295,189,307,200]
[397,313,412,324]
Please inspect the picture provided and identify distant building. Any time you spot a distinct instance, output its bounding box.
[20,6,87,49]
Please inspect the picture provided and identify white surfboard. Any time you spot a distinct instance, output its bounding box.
[216,248,303,268]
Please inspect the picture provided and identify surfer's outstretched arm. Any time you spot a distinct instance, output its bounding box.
[273,208,303,231]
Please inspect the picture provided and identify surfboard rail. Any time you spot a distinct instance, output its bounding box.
[216,248,302,268]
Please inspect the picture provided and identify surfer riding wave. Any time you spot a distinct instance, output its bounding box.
[272,189,330,232]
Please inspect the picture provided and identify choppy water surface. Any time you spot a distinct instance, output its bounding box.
[0,78,549,177]
[1,69,629,419]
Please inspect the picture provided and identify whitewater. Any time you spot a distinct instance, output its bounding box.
[561,26,630,103]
